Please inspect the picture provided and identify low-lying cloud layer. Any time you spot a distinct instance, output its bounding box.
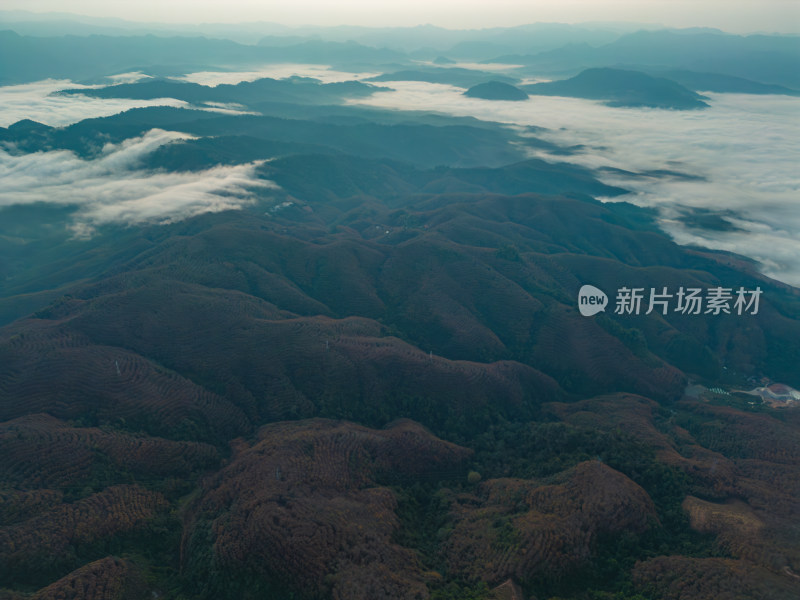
[0,68,382,130]
[351,83,800,287]
[0,80,190,127]
[177,63,378,86]
[0,79,255,127]
[0,129,275,236]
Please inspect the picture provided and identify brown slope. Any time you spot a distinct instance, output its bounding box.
[77,194,697,386]
[65,204,688,402]
[18,280,559,433]
[0,315,249,441]
[0,414,219,490]
[28,557,148,600]
[442,460,656,585]
[0,485,167,587]
[632,556,800,600]
[5,187,800,412]
[546,393,800,577]
[184,418,471,599]
[675,401,800,573]
[545,394,740,497]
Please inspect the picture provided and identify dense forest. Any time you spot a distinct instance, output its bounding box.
[1,14,799,600]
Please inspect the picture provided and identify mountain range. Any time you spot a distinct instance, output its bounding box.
[0,19,799,600]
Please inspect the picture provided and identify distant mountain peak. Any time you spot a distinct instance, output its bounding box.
[7,118,53,131]
[464,80,529,101]
[522,67,709,109]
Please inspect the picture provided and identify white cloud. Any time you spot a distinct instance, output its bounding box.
[350,84,800,287]
[0,80,190,127]
[0,79,257,128]
[412,60,525,73]
[177,64,379,86]
[0,129,277,235]
[106,72,153,84]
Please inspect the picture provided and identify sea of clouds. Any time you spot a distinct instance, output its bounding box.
[0,78,256,128]
[0,79,190,128]
[350,81,800,287]
[1,68,798,286]
[177,63,379,86]
[0,75,282,236]
[0,129,275,237]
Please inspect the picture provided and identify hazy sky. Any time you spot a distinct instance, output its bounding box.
[5,0,800,33]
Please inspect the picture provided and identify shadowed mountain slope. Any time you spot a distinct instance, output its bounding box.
[61,76,387,107]
[464,81,529,101]
[522,68,709,109]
